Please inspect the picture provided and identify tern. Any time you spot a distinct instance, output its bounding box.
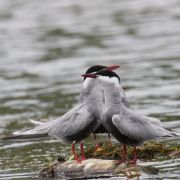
[82,69,175,164]
[6,65,119,162]
[30,65,121,149]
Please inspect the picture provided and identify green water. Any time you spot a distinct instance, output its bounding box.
[0,0,180,179]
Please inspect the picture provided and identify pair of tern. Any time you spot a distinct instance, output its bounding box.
[9,65,119,162]
[8,65,175,163]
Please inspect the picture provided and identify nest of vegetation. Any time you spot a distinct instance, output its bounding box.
[83,141,179,160]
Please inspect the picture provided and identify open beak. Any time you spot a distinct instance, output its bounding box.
[106,64,120,71]
[81,73,97,78]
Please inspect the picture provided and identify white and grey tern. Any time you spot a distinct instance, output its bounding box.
[82,69,176,164]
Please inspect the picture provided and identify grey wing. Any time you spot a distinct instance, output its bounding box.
[9,104,95,140]
[144,116,162,126]
[48,104,96,139]
[112,108,172,142]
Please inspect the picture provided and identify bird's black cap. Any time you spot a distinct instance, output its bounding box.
[84,65,106,80]
[85,65,106,74]
[96,69,121,83]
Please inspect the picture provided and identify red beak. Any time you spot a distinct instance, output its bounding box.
[106,64,120,71]
[81,73,97,78]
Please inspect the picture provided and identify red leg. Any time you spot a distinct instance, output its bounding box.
[80,141,86,161]
[132,146,137,164]
[128,146,137,164]
[122,144,127,161]
[72,143,80,163]
[93,133,100,151]
[115,145,127,164]
[108,133,112,146]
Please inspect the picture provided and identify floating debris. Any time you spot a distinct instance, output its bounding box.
[39,159,155,179]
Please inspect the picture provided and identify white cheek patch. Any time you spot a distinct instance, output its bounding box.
[98,76,120,86]
[83,78,93,88]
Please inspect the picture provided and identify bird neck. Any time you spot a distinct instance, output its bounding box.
[79,79,103,118]
[102,82,122,110]
[78,79,93,102]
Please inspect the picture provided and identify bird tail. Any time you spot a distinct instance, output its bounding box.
[28,118,44,126]
[3,132,48,140]
[2,128,48,140]
[2,119,56,140]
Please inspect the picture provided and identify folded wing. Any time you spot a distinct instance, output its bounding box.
[6,103,96,142]
[112,108,173,142]
[48,103,96,140]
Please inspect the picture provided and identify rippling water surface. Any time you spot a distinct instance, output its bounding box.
[0,0,180,179]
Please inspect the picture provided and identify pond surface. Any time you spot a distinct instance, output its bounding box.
[0,0,180,179]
